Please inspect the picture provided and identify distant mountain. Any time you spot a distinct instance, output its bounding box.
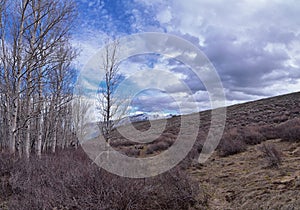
[116,113,175,127]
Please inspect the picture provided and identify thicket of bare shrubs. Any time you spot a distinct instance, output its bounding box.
[258,124,278,140]
[146,141,170,155]
[216,120,298,157]
[258,143,282,168]
[123,147,140,157]
[114,117,300,161]
[217,129,247,157]
[239,126,267,145]
[276,118,300,142]
[110,139,137,147]
[1,148,204,210]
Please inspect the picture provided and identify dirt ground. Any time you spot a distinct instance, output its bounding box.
[189,139,300,210]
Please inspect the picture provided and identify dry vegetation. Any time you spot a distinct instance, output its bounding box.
[190,139,300,209]
[258,143,282,168]
[0,149,203,210]
[111,92,300,159]
[1,92,300,209]
[0,0,299,208]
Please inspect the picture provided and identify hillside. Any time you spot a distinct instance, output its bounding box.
[191,91,300,209]
[110,91,300,156]
[109,91,300,209]
[225,91,300,127]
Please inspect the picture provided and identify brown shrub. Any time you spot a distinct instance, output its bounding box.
[259,125,278,140]
[110,139,136,147]
[276,118,300,142]
[218,129,247,157]
[145,146,154,155]
[258,143,282,168]
[164,138,174,147]
[161,132,177,139]
[153,135,174,147]
[273,115,289,123]
[240,126,267,145]
[123,147,140,157]
[146,141,170,155]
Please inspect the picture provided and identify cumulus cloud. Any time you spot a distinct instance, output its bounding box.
[137,0,300,102]
[73,0,300,116]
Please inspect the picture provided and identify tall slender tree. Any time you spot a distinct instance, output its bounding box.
[97,40,129,143]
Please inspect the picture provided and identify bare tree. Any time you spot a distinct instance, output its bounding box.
[72,82,93,148]
[97,40,128,142]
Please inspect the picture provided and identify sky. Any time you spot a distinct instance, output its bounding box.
[73,0,300,116]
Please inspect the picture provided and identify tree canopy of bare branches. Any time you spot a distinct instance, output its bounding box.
[0,0,77,158]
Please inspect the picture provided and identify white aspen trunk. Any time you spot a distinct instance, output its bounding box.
[61,129,66,150]
[36,113,43,158]
[36,79,43,158]
[17,130,22,157]
[24,89,32,158]
[51,121,58,153]
[10,98,19,155]
[5,95,10,151]
[25,122,30,158]
[61,117,67,149]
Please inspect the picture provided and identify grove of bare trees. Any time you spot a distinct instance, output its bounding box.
[0,0,77,158]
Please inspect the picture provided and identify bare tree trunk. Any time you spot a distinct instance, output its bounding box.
[17,129,22,157]
[36,78,43,158]
[61,117,67,149]
[10,99,19,154]
[25,121,31,158]
[51,121,58,153]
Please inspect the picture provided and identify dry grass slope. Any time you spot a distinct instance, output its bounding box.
[190,139,300,209]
